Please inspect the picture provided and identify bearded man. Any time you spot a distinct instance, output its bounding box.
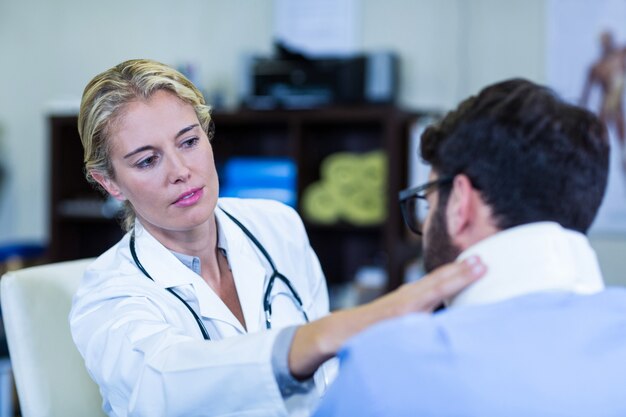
[314,79,626,417]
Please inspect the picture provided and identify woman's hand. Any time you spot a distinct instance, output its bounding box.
[288,256,486,379]
[367,255,486,316]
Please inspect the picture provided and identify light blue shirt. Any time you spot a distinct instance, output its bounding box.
[315,223,623,416]
[314,290,626,416]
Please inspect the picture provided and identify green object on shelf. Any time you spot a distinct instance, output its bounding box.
[301,182,341,224]
[361,151,387,190]
[320,152,360,186]
[342,189,386,226]
[303,150,388,226]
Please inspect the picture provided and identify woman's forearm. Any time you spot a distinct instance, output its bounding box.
[288,256,485,379]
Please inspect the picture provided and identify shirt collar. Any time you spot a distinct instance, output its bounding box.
[135,212,232,280]
[449,222,605,309]
[167,213,231,275]
[170,251,202,275]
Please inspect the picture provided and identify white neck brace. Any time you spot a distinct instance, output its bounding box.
[449,222,605,308]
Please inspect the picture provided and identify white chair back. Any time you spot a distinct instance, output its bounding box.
[1,259,106,417]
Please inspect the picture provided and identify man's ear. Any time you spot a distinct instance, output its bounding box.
[90,170,126,201]
[445,174,474,238]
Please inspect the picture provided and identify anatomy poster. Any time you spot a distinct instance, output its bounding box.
[547,0,626,233]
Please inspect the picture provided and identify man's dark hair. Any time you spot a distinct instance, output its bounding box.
[421,78,609,233]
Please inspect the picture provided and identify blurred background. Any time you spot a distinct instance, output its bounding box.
[0,0,625,304]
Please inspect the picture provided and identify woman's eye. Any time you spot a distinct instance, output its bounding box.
[182,137,199,148]
[136,155,157,169]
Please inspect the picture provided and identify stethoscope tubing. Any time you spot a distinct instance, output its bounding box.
[220,209,310,328]
[130,233,211,340]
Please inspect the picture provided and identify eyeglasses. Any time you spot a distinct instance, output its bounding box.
[398,176,454,235]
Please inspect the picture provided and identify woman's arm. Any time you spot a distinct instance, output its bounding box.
[288,256,485,378]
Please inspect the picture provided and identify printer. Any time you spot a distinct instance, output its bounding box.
[239,44,399,109]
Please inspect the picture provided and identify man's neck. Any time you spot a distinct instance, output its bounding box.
[448,222,605,308]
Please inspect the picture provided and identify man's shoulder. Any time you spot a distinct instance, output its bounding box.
[331,290,626,414]
[342,289,626,359]
[339,312,446,364]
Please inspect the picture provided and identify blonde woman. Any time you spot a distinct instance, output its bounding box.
[69,59,485,417]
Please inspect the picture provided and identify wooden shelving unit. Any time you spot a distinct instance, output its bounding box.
[48,116,125,262]
[48,106,424,291]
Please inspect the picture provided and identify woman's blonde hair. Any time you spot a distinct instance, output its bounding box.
[78,59,214,231]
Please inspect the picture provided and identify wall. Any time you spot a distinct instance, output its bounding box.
[1,0,624,284]
[361,0,463,110]
[361,0,546,109]
[0,0,273,243]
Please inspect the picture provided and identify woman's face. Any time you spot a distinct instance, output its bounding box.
[93,89,219,239]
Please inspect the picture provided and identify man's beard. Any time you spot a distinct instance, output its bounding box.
[423,202,461,273]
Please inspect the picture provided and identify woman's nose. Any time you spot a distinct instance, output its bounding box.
[167,153,191,183]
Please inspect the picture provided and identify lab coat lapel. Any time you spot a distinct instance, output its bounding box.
[216,208,266,334]
[132,222,245,333]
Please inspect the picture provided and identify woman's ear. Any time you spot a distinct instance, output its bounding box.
[90,170,126,201]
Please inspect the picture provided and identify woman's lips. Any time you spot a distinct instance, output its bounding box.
[173,187,203,207]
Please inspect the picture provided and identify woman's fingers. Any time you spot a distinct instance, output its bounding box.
[288,257,485,376]
[422,256,486,307]
[388,256,486,314]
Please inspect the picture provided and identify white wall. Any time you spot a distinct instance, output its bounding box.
[361,0,546,109]
[1,0,624,284]
[460,0,547,96]
[362,0,463,110]
[0,0,273,243]
[589,235,626,286]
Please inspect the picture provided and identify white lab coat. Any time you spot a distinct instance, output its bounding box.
[70,198,333,417]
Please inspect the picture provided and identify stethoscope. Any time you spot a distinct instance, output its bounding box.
[129,207,309,341]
